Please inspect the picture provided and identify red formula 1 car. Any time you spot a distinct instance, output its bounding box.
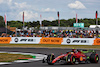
[42,49,99,65]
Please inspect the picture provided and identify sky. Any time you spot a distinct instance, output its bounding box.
[0,0,100,21]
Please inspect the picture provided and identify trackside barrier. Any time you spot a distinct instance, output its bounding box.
[39,37,63,44]
[0,37,11,44]
[93,38,100,45]
[62,38,95,45]
[10,37,42,44]
[0,37,100,45]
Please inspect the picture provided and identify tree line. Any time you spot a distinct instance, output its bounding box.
[0,16,100,29]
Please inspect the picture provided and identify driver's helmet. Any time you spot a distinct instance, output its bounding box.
[72,48,77,52]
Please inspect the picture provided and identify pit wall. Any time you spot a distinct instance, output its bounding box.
[0,37,100,45]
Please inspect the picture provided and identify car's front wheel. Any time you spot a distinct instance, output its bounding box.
[90,53,99,63]
[47,54,55,65]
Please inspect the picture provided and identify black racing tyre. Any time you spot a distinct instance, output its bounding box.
[90,53,99,63]
[47,54,55,65]
[67,54,76,64]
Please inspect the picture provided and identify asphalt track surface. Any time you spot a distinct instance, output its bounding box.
[0,47,100,67]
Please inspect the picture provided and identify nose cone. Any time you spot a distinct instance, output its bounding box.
[52,59,56,63]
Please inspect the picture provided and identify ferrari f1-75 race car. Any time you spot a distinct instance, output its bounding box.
[42,49,99,65]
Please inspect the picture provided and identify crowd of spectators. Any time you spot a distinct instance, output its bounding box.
[31,30,100,38]
[1,29,100,38]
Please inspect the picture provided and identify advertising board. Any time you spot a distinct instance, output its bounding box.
[73,23,84,28]
[10,37,41,44]
[62,38,94,45]
[93,38,100,45]
[39,37,63,44]
[0,37,99,45]
[0,37,11,44]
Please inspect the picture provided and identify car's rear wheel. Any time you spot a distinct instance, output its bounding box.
[90,53,99,63]
[67,54,76,64]
[47,54,55,65]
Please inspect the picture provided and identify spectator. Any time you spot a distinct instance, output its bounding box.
[1,29,100,38]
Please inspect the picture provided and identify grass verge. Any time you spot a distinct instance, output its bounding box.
[0,44,100,49]
[0,53,33,62]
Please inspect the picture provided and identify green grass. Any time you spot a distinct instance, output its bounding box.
[0,53,33,62]
[0,44,100,49]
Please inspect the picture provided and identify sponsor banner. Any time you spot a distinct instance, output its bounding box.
[0,37,99,45]
[0,37,11,44]
[39,37,63,44]
[62,38,95,45]
[10,37,41,44]
[93,38,100,45]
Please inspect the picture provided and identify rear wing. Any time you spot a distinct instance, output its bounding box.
[81,50,96,53]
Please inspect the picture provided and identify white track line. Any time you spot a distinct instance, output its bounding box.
[0,51,47,65]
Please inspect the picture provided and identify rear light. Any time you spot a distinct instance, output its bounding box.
[80,56,83,61]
